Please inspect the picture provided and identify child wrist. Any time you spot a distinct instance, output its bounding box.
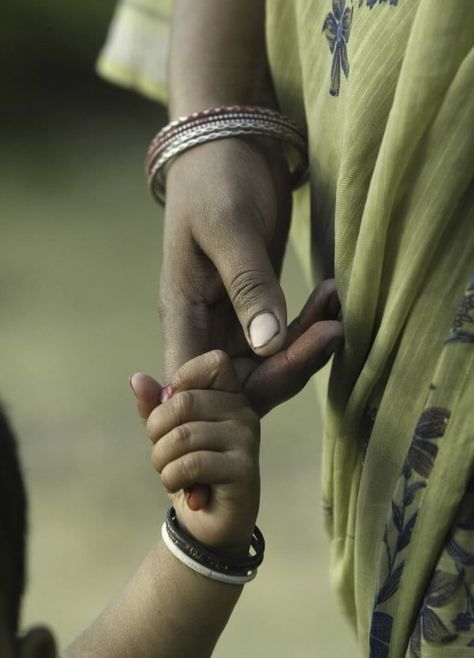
[161,507,265,586]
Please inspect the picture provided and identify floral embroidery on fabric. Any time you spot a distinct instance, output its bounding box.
[369,408,450,658]
[359,0,399,7]
[322,0,353,96]
[409,476,474,656]
[323,0,400,96]
[445,276,474,344]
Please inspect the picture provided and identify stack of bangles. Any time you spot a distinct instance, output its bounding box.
[161,507,265,585]
[145,104,309,205]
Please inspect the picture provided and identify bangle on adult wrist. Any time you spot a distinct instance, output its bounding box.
[145,105,308,205]
[161,506,265,585]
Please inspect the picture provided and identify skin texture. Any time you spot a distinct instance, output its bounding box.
[145,280,342,510]
[64,285,342,658]
[162,0,322,379]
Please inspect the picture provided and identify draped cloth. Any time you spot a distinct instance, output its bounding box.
[98,2,474,656]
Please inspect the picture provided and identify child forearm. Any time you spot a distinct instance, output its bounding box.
[64,540,242,658]
[169,0,274,117]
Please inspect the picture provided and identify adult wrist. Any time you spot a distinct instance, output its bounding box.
[146,105,308,204]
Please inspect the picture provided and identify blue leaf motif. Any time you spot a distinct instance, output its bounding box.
[391,501,402,532]
[404,481,426,507]
[406,408,450,477]
[332,0,345,21]
[397,511,418,551]
[446,537,474,566]
[416,408,450,439]
[341,6,353,41]
[330,44,342,96]
[421,607,457,644]
[322,0,352,96]
[339,40,350,78]
[369,612,393,658]
[322,13,338,53]
[426,570,464,608]
[376,560,404,604]
[407,440,438,478]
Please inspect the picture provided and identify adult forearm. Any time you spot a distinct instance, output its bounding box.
[169,0,273,117]
[65,540,242,658]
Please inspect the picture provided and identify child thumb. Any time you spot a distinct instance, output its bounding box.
[129,373,162,422]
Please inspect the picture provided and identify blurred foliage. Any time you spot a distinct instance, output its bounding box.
[1,1,118,119]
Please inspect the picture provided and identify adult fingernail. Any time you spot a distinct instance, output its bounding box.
[248,312,280,349]
[160,384,173,402]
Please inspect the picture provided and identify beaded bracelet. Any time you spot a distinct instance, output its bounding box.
[161,506,265,585]
[146,105,308,205]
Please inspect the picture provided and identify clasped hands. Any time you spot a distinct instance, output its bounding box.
[131,137,343,553]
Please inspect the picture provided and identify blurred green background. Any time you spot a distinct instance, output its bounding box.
[0,3,357,656]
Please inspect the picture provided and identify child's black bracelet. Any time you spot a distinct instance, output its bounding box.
[161,507,265,585]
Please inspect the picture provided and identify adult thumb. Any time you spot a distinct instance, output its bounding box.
[212,230,287,356]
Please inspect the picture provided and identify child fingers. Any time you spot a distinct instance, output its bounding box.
[160,450,243,494]
[146,390,246,444]
[165,350,241,399]
[245,319,344,417]
[129,373,163,422]
[151,421,234,473]
[286,279,339,345]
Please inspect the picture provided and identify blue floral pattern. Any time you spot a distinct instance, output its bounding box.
[323,0,400,96]
[369,408,450,658]
[445,276,474,344]
[322,0,353,96]
[359,0,399,7]
[408,477,474,656]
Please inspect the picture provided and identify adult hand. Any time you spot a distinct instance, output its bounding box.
[160,136,292,378]
[133,280,342,419]
[131,279,342,510]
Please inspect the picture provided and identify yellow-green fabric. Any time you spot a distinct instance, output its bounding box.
[97,0,171,102]
[98,2,474,656]
[268,2,474,656]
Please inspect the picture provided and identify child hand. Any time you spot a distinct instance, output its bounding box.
[131,351,260,554]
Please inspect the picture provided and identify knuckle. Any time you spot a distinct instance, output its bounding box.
[160,465,175,492]
[173,391,194,423]
[240,404,261,436]
[178,453,199,484]
[172,424,191,450]
[207,349,230,373]
[158,281,181,323]
[145,414,160,443]
[206,196,249,233]
[151,445,164,473]
[227,269,269,311]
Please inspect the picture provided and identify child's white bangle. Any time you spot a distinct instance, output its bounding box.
[161,523,257,586]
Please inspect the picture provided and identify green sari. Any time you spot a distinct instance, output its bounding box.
[98,2,474,655]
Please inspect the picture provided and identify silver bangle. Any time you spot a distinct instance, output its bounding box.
[161,522,257,585]
[145,105,308,205]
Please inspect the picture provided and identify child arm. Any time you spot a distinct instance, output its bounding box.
[65,351,259,658]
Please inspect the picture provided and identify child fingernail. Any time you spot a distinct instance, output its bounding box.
[129,374,137,393]
[160,384,173,402]
[249,312,280,349]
